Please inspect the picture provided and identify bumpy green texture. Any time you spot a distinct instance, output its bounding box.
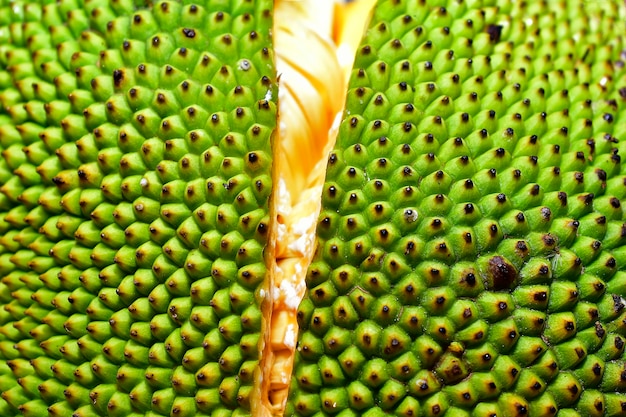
[288,1,626,416]
[0,0,276,415]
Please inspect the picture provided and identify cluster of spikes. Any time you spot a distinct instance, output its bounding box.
[289,1,626,417]
[0,0,623,417]
[0,0,276,415]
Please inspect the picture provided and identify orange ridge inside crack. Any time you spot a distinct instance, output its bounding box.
[256,1,376,416]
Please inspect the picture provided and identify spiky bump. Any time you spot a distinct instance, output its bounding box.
[0,0,276,415]
[288,1,626,417]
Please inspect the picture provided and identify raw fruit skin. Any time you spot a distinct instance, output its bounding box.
[0,0,277,416]
[287,1,626,417]
[1,0,626,416]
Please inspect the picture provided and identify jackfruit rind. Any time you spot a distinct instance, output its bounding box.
[0,0,276,415]
[288,1,626,416]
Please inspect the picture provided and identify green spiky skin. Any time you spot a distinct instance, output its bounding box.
[0,0,276,415]
[288,1,626,417]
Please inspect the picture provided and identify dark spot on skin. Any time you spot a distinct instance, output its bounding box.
[594,322,605,338]
[530,184,540,195]
[575,172,584,183]
[607,258,617,268]
[611,198,621,208]
[112,69,124,87]
[487,256,517,290]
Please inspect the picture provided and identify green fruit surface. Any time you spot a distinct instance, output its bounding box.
[288,1,626,417]
[0,0,626,416]
[0,0,276,415]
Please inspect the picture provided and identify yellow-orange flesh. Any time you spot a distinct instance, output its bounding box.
[258,1,376,415]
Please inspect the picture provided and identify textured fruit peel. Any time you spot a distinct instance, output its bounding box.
[288,1,626,417]
[0,0,625,417]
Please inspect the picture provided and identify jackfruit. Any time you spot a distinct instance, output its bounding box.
[0,1,623,417]
[286,2,626,417]
[0,1,278,416]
